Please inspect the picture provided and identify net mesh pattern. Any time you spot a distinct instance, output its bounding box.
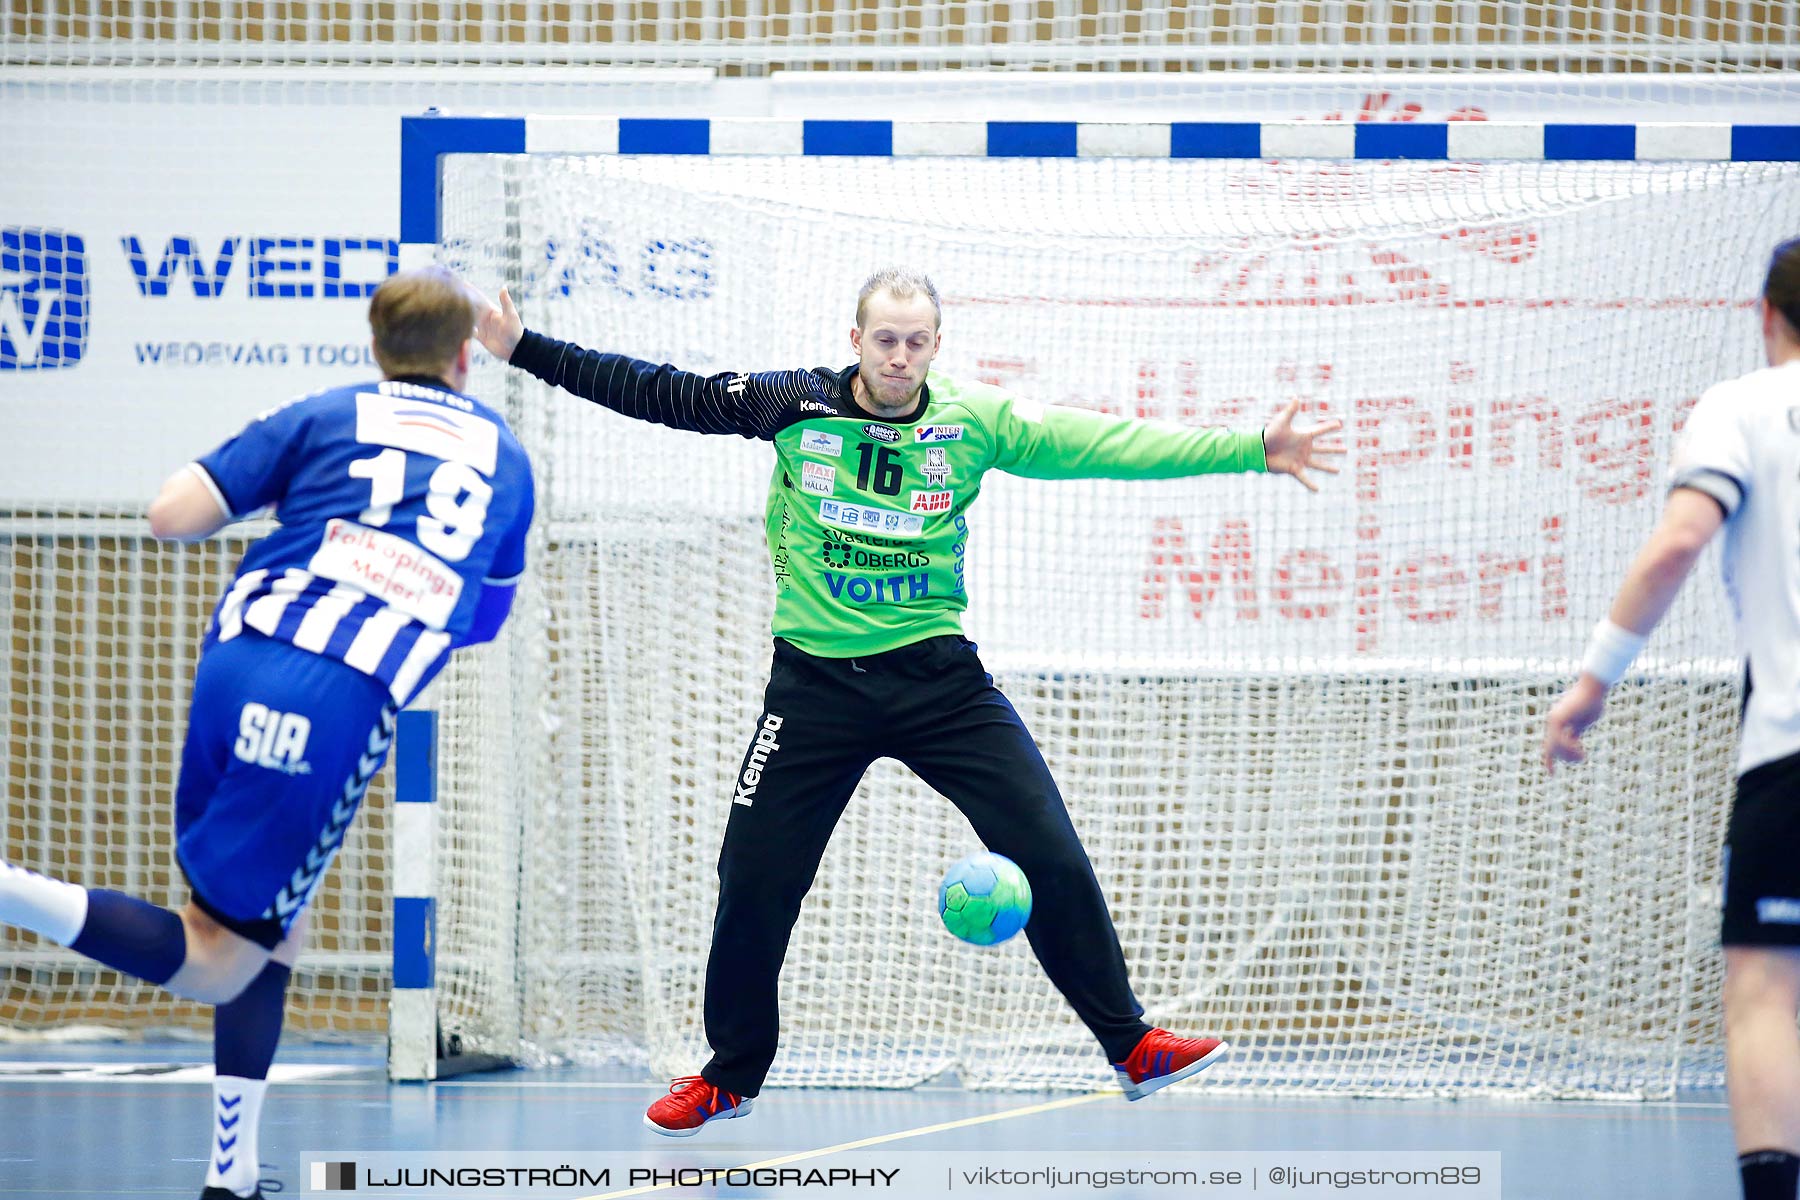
[423,152,1799,1096]
[6,0,1798,73]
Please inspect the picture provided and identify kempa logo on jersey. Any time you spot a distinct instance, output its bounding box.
[235,703,313,776]
[910,490,954,515]
[801,461,836,496]
[797,398,837,415]
[0,227,88,371]
[915,425,964,442]
[863,423,900,444]
[799,429,843,458]
[733,713,784,807]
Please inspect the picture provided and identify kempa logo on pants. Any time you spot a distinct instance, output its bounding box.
[733,713,784,807]
[310,1161,356,1190]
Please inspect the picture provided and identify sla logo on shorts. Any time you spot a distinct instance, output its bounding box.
[910,490,954,515]
[0,227,88,371]
[734,713,784,807]
[801,461,835,496]
[799,428,843,458]
[234,702,313,776]
[915,425,963,442]
[863,423,900,444]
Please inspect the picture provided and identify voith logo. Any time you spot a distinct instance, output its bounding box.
[310,1161,357,1191]
[0,227,88,370]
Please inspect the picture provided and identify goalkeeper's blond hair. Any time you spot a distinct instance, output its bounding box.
[856,267,941,330]
[369,266,477,379]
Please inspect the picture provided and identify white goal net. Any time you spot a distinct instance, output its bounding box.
[426,148,1800,1097]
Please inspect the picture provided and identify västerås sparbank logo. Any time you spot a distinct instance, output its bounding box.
[0,227,88,370]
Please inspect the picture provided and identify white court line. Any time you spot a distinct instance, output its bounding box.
[430,1079,1731,1111]
[0,1061,358,1083]
[582,1090,1113,1200]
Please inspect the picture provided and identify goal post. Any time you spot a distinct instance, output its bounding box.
[422,115,1798,1094]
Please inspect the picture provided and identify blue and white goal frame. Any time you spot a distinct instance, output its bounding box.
[387,111,1800,1082]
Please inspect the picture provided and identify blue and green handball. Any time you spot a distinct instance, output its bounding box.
[938,851,1032,946]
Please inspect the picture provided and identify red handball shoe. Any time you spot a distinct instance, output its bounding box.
[1112,1029,1229,1101]
[643,1075,754,1137]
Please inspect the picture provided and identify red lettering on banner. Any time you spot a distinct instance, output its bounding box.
[1447,361,1476,469]
[1321,92,1425,123]
[1367,248,1446,302]
[1477,553,1531,620]
[1490,396,1564,470]
[1275,549,1342,620]
[1541,515,1568,620]
[1355,545,1382,653]
[1574,397,1655,504]
[1443,224,1539,265]
[1135,362,1158,419]
[1671,394,1700,437]
[1354,396,1436,504]
[1391,554,1466,624]
[1138,517,1259,622]
[975,357,1034,390]
[1138,516,1573,643]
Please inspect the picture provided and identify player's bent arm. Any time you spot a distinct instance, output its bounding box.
[147,464,232,543]
[507,329,806,440]
[456,582,516,649]
[1596,486,1726,645]
[1542,487,1724,773]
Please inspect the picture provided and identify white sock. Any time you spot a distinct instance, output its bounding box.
[204,1075,268,1198]
[0,861,89,945]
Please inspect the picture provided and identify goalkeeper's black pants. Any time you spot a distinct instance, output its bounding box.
[699,634,1153,1099]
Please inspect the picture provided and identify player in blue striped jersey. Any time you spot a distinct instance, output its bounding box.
[0,266,534,1200]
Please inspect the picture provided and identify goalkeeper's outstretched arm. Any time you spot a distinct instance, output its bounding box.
[473,285,813,440]
[993,393,1344,491]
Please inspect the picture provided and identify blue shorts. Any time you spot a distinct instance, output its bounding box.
[175,634,396,949]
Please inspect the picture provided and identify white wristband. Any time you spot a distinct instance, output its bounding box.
[1579,620,1647,688]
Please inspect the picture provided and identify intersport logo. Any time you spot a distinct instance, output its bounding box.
[0,227,88,370]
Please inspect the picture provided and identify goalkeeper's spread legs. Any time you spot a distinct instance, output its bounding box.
[644,637,1229,1137]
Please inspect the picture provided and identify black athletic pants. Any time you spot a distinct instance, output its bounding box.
[699,634,1152,1098]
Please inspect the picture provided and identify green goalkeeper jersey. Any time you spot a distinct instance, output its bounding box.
[510,331,1266,656]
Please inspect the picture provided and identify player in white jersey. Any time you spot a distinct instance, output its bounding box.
[0,266,535,1200]
[1544,238,1800,1200]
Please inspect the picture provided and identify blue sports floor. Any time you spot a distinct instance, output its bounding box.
[0,1041,1738,1199]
